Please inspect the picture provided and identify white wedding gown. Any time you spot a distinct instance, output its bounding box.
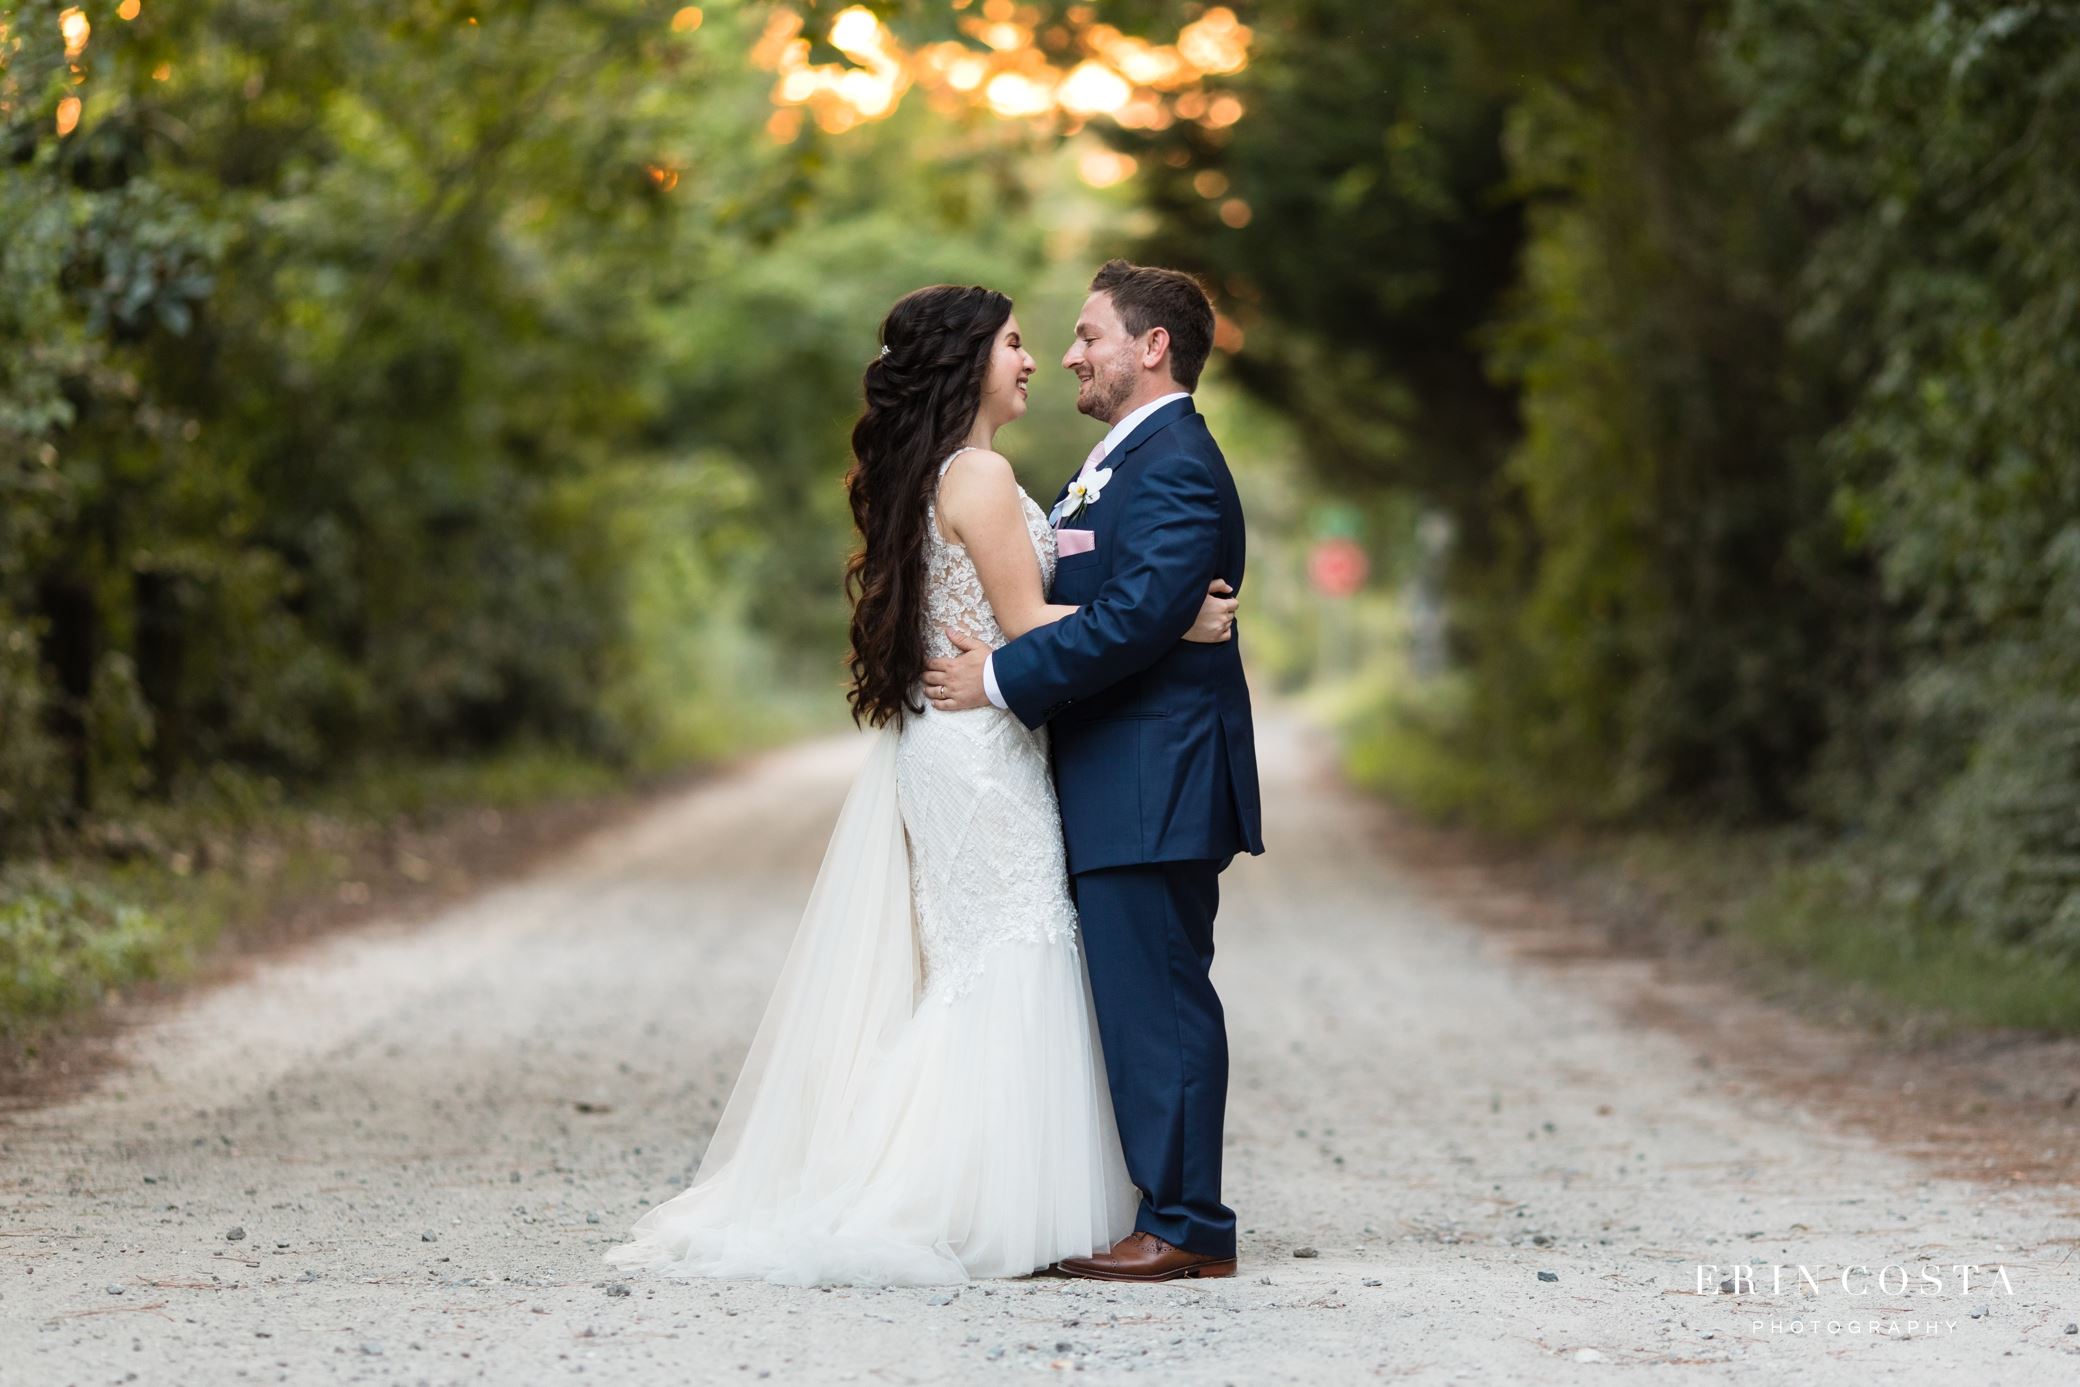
[601,447,1139,1285]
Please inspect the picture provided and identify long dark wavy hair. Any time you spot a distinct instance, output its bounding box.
[843,283,1013,728]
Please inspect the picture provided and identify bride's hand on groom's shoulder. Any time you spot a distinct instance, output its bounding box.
[1184,578,1238,644]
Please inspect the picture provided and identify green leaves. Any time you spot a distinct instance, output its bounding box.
[0,867,172,1020]
[1146,0,2079,968]
[0,0,805,835]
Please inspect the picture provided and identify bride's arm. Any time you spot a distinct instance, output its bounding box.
[939,451,1240,643]
[936,449,1074,640]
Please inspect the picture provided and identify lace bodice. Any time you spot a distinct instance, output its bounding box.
[895,446,1078,1002]
[921,447,1057,659]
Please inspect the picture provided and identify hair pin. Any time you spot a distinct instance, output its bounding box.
[878,344,891,358]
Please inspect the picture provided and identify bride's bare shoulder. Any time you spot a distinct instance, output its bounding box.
[936,448,1021,518]
[940,447,1016,487]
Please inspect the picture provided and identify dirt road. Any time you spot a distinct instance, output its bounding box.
[5,714,2077,1384]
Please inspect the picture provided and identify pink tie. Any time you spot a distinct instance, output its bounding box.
[1076,439,1107,483]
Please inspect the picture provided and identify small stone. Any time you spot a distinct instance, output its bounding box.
[585,1212,601,1225]
[926,1292,956,1306]
[422,1230,438,1242]
[1291,1247,1318,1259]
[360,1341,384,1356]
[106,1284,125,1295]
[605,1283,632,1297]
[1573,1348,1605,1363]
[1361,1278,1382,1287]
[2064,1323,2077,1335]
[1537,1270,1558,1283]
[224,1226,246,1242]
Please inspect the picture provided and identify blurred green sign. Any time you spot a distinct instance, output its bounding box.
[1311,503,1363,540]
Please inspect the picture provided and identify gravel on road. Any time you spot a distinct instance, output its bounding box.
[5,714,2076,1385]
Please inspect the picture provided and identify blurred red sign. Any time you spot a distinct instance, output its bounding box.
[1308,537,1368,598]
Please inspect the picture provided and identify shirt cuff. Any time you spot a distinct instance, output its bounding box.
[982,652,1007,710]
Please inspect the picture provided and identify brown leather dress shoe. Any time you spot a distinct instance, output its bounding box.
[1054,1231,1237,1282]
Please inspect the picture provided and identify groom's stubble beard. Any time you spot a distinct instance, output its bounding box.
[1076,354,1136,425]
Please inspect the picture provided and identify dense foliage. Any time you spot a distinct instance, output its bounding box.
[1725,0,2080,954]
[3,0,742,846]
[0,1,1142,863]
[1112,0,2080,961]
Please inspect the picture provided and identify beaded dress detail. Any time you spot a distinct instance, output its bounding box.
[899,446,1080,1001]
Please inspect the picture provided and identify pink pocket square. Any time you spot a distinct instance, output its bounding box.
[1055,526,1096,556]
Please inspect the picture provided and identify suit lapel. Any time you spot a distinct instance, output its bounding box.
[1048,396,1197,521]
[1106,395,1196,469]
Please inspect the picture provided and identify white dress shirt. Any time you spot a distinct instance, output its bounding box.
[980,391,1191,711]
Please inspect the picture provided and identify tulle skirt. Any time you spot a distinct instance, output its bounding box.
[601,727,1138,1286]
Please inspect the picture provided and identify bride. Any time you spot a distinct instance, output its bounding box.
[600,283,1241,1285]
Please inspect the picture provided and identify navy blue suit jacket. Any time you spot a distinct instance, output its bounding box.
[992,396,1265,875]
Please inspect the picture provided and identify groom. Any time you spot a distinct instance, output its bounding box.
[924,258,1264,1281]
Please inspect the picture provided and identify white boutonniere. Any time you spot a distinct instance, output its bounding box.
[1058,466,1114,523]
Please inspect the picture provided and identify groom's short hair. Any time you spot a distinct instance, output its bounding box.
[1090,259,1215,392]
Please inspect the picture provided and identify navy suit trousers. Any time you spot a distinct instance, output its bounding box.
[1070,857,1235,1259]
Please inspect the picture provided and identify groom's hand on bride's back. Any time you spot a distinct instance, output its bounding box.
[923,628,992,712]
[1183,577,1238,644]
